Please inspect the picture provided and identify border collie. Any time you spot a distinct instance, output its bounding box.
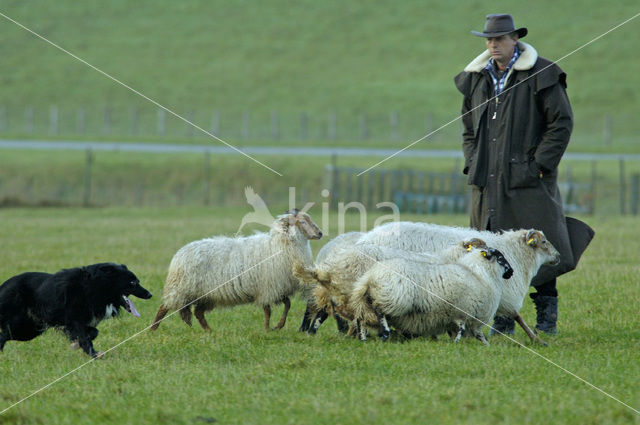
[0,263,152,358]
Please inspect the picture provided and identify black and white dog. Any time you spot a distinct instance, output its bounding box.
[0,263,152,357]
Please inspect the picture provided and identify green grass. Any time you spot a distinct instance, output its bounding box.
[0,207,638,424]
[0,0,639,149]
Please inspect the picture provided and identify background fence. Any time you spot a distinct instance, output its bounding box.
[1,143,639,216]
[0,105,636,147]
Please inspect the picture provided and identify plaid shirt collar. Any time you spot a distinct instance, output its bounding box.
[485,44,520,96]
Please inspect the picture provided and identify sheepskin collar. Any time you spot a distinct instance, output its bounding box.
[464,41,538,73]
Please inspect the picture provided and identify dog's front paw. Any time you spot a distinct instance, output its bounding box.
[92,351,105,359]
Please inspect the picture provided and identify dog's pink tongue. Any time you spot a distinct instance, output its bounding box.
[125,297,140,317]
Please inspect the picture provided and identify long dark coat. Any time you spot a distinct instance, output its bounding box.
[454,41,593,285]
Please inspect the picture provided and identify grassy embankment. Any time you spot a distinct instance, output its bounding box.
[0,1,638,150]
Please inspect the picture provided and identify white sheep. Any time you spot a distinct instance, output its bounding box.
[350,245,515,344]
[359,222,560,343]
[150,209,322,332]
[298,231,364,332]
[293,239,486,335]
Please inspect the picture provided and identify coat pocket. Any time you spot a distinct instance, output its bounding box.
[508,157,540,189]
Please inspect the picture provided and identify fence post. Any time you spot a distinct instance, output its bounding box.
[328,111,336,140]
[241,111,250,139]
[211,110,220,136]
[271,110,280,140]
[104,106,112,135]
[631,174,639,215]
[390,111,399,142]
[49,105,58,135]
[360,113,368,140]
[619,158,626,214]
[77,108,85,134]
[203,150,211,206]
[130,107,138,136]
[425,112,433,136]
[0,105,6,132]
[590,160,597,214]
[300,112,308,140]
[83,148,93,207]
[25,106,34,133]
[604,115,612,146]
[157,109,166,136]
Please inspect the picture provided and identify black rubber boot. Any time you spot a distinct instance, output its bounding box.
[533,295,558,335]
[488,315,515,336]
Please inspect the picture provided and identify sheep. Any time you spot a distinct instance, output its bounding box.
[150,209,322,333]
[350,245,515,344]
[358,222,561,343]
[293,238,488,336]
[298,231,364,333]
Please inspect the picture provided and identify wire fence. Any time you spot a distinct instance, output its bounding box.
[1,143,639,216]
[0,105,636,147]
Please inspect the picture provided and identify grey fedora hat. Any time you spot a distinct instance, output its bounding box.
[471,14,527,38]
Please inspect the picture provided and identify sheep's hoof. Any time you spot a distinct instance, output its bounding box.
[379,331,390,342]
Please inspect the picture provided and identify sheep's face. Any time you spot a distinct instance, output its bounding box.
[525,229,561,265]
[282,209,323,240]
[462,238,487,251]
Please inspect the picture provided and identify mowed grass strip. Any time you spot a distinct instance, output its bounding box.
[0,207,638,425]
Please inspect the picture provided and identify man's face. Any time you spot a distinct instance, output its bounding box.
[486,34,518,67]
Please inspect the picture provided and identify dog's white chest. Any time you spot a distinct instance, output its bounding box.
[90,304,117,327]
[104,304,117,319]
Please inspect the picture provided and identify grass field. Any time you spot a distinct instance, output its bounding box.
[0,206,638,424]
[1,1,639,148]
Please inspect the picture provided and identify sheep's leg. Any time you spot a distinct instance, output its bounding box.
[473,329,490,346]
[298,304,314,332]
[150,305,170,331]
[374,308,390,342]
[514,313,548,347]
[194,305,211,331]
[273,297,290,330]
[357,319,367,341]
[331,301,350,333]
[308,309,329,335]
[263,305,271,331]
[180,306,193,327]
[453,323,465,343]
[346,321,358,337]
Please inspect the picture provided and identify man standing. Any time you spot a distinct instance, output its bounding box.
[454,14,594,335]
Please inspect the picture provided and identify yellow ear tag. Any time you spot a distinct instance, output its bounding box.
[527,238,536,245]
[481,251,487,257]
[466,244,472,252]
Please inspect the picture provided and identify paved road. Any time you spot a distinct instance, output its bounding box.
[1,139,639,161]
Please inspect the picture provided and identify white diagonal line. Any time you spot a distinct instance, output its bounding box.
[356,249,639,415]
[0,249,284,415]
[357,11,640,176]
[0,11,283,177]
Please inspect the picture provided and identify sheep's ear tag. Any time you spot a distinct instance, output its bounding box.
[465,244,473,252]
[527,237,537,247]
[481,250,487,257]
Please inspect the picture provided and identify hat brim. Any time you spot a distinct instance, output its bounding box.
[471,27,527,38]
